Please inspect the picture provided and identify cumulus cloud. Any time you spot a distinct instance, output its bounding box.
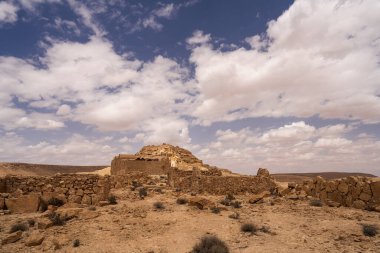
[196,121,380,175]
[0,132,115,165]
[0,2,18,23]
[189,0,380,125]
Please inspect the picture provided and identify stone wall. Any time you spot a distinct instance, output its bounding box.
[111,157,170,176]
[171,173,277,195]
[0,174,111,212]
[294,176,380,209]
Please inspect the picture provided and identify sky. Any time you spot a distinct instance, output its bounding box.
[0,0,379,176]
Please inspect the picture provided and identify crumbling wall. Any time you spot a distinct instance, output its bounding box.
[0,174,111,211]
[172,174,277,195]
[111,158,170,175]
[294,176,380,209]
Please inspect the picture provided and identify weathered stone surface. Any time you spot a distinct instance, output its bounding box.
[325,181,337,192]
[257,168,270,177]
[337,181,349,194]
[0,197,4,210]
[25,231,45,246]
[326,199,341,207]
[359,192,372,202]
[352,200,366,210]
[370,180,380,202]
[57,207,83,219]
[5,194,40,213]
[68,195,82,204]
[249,191,271,204]
[1,231,22,245]
[37,218,53,229]
[81,194,92,205]
[288,182,296,189]
[188,197,215,210]
[79,210,100,220]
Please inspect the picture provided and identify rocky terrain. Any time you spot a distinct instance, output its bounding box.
[0,186,379,253]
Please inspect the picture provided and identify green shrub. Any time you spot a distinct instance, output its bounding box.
[47,197,64,207]
[139,187,148,199]
[241,223,257,234]
[48,212,67,226]
[191,235,229,253]
[231,201,241,208]
[153,202,165,210]
[220,199,231,206]
[73,239,80,247]
[176,198,188,205]
[108,195,117,205]
[211,207,221,214]
[10,223,28,233]
[362,224,378,237]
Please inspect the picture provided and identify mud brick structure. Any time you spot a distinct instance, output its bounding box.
[111,154,171,176]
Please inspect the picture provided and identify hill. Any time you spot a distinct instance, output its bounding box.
[273,172,377,183]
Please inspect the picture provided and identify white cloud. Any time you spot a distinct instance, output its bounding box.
[0,2,18,23]
[196,121,380,175]
[189,0,380,125]
[187,30,211,45]
[0,132,115,165]
[154,3,176,18]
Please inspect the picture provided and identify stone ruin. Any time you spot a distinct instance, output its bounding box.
[111,154,171,176]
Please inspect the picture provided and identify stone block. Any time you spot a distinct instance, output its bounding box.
[370,180,380,202]
[0,197,4,210]
[359,192,372,202]
[1,231,22,245]
[337,181,349,194]
[5,194,40,213]
[81,194,92,205]
[25,231,45,246]
[352,200,366,209]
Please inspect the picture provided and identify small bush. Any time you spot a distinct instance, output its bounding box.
[228,212,240,220]
[220,199,231,206]
[39,201,48,212]
[47,197,64,207]
[231,201,241,208]
[73,239,80,247]
[310,199,323,207]
[153,202,165,210]
[176,198,188,205]
[48,212,67,226]
[108,195,117,205]
[226,193,235,201]
[88,206,96,211]
[241,223,258,234]
[364,205,376,212]
[362,224,378,237]
[139,187,148,199]
[211,207,221,214]
[191,235,229,253]
[27,219,35,227]
[10,223,28,233]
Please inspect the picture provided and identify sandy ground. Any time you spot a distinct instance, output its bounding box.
[1,188,379,253]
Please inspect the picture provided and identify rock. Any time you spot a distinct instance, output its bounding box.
[287,194,299,200]
[288,182,297,189]
[249,191,271,204]
[42,192,67,204]
[37,217,54,229]
[81,194,92,205]
[76,189,84,196]
[25,231,45,246]
[352,200,366,210]
[0,197,4,210]
[370,180,380,202]
[257,168,270,177]
[98,201,109,207]
[57,207,83,219]
[188,197,215,210]
[1,231,22,245]
[79,210,100,220]
[359,192,371,202]
[337,181,349,194]
[68,195,82,204]
[326,200,341,207]
[5,194,40,213]
[326,181,337,192]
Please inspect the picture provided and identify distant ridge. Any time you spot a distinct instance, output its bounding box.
[0,162,107,176]
[273,172,377,183]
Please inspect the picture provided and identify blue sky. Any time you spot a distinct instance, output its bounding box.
[0,0,379,176]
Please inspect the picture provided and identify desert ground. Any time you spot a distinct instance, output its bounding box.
[1,186,379,253]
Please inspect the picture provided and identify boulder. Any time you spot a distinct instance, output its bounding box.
[257,168,270,177]
[37,218,53,229]
[337,181,349,194]
[249,191,271,204]
[1,231,22,245]
[326,199,341,207]
[288,182,297,189]
[359,192,371,202]
[188,197,215,210]
[352,200,366,210]
[5,194,40,213]
[68,195,82,204]
[25,231,45,246]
